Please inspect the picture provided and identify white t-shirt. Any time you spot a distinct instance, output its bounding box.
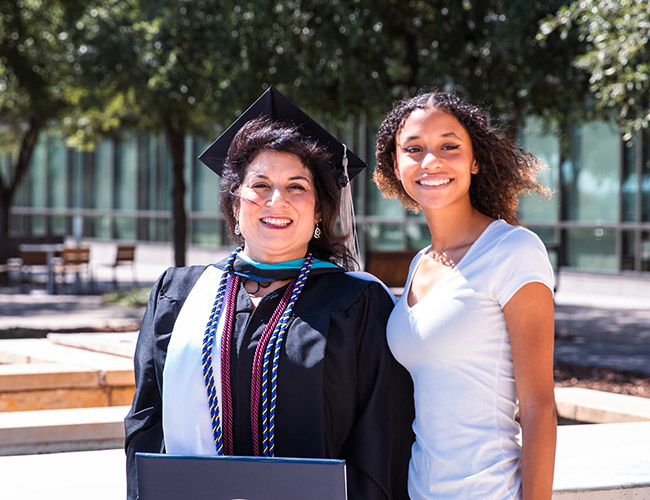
[387,219,554,500]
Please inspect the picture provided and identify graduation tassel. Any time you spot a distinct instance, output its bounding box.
[338,144,361,271]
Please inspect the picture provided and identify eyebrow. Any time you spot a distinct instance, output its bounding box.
[248,174,312,182]
[402,131,461,142]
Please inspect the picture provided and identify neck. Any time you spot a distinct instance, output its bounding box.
[423,205,493,254]
[242,246,308,265]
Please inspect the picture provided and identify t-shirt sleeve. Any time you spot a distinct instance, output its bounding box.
[489,227,555,307]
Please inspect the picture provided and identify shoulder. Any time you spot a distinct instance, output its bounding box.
[477,220,549,269]
[299,271,396,316]
[148,265,210,307]
[343,271,397,304]
[484,221,554,303]
[156,265,209,296]
[489,220,547,253]
[141,265,211,338]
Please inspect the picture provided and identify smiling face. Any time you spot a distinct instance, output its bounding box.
[394,107,478,217]
[235,150,318,263]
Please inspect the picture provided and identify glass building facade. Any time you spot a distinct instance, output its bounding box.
[5,118,650,275]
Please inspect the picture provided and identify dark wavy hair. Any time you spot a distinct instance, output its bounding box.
[374,91,549,224]
[220,117,354,269]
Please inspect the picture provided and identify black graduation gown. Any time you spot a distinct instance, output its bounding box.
[124,263,415,500]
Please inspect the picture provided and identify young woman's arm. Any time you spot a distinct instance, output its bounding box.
[504,282,556,500]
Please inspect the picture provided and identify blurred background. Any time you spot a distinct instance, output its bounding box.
[1,0,648,275]
[1,5,649,497]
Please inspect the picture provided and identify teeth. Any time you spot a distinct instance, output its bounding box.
[261,217,292,226]
[419,178,451,186]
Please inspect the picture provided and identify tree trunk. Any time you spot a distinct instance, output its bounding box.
[165,122,187,268]
[0,117,43,237]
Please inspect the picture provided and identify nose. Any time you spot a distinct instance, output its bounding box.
[421,151,440,169]
[267,187,288,206]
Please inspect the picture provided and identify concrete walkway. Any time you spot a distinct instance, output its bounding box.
[2,424,650,499]
[1,448,125,500]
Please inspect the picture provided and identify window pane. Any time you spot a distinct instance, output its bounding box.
[367,187,405,218]
[641,130,650,222]
[78,151,94,210]
[115,216,136,241]
[621,140,637,222]
[94,139,114,210]
[621,230,636,271]
[51,215,66,235]
[151,136,172,211]
[563,122,620,223]
[406,218,430,249]
[47,135,68,209]
[116,134,138,211]
[148,217,172,243]
[365,222,405,250]
[518,117,560,223]
[191,218,222,247]
[92,215,112,240]
[566,227,617,272]
[642,231,650,271]
[30,139,48,209]
[191,138,220,214]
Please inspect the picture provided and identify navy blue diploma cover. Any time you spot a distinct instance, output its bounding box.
[136,453,347,500]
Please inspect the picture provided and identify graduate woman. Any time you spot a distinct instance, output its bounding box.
[125,87,414,500]
[374,92,556,499]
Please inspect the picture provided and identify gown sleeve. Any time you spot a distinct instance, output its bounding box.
[123,266,205,500]
[342,281,415,500]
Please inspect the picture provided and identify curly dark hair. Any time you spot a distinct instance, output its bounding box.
[374,91,548,224]
[220,117,355,269]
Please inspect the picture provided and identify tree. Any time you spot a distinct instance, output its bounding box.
[282,0,592,136]
[76,0,300,267]
[539,0,650,140]
[0,0,89,236]
[76,0,426,266]
[362,1,591,137]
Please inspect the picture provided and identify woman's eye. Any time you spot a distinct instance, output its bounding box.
[288,184,307,192]
[442,144,460,151]
[403,146,422,153]
[251,182,270,189]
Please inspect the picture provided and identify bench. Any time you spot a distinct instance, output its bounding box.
[0,405,128,455]
[364,250,418,288]
[555,387,650,423]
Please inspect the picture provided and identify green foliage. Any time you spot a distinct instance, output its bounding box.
[399,0,591,133]
[0,0,96,234]
[102,287,151,307]
[0,0,89,132]
[540,0,650,139]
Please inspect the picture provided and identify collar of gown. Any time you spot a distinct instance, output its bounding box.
[214,251,342,283]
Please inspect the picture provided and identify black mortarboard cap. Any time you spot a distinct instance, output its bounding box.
[198,86,367,183]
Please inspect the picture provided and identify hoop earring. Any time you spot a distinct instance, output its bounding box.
[234,223,240,235]
[313,222,321,239]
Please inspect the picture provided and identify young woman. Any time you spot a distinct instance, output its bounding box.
[125,89,414,500]
[374,92,556,499]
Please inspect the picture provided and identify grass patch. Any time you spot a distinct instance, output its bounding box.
[0,324,143,339]
[102,287,150,307]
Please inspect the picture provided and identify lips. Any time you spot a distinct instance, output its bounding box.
[260,217,292,227]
